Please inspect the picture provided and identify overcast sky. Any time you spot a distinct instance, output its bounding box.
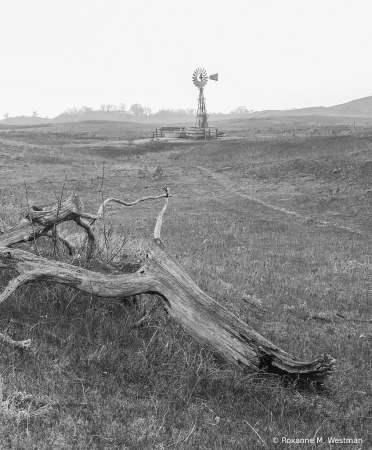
[1,0,372,118]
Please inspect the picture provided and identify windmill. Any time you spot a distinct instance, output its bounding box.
[192,68,218,129]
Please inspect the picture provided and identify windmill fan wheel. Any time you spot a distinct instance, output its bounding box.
[192,67,208,88]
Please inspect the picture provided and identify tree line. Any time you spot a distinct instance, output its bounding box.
[60,104,253,117]
[2,105,253,121]
[59,104,199,118]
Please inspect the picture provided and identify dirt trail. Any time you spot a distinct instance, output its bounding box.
[197,166,363,235]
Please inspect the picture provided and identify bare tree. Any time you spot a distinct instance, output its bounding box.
[118,103,127,114]
[3,113,9,119]
[130,103,145,117]
[143,106,153,116]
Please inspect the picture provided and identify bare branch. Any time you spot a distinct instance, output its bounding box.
[82,187,172,221]
[154,187,170,241]
[74,216,96,259]
[0,190,168,250]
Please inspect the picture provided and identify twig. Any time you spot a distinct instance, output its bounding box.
[5,318,67,344]
[46,179,61,255]
[312,419,328,443]
[99,161,105,192]
[107,234,130,264]
[130,311,152,329]
[0,331,31,350]
[305,315,332,323]
[243,420,268,448]
[53,175,67,256]
[167,422,196,448]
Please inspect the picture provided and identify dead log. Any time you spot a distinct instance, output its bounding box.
[1,190,170,259]
[0,191,335,387]
[0,193,93,248]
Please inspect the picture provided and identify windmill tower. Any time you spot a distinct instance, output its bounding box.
[192,68,218,129]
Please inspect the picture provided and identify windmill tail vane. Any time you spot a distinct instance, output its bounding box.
[209,73,218,81]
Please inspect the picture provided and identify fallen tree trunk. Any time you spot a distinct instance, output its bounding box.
[0,191,336,387]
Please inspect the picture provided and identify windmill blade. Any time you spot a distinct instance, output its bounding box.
[209,73,218,81]
[192,67,208,88]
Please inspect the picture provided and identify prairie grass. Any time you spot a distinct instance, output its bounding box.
[1,124,372,448]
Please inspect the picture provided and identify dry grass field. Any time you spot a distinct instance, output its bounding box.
[1,119,372,448]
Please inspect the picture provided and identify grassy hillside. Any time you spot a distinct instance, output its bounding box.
[0,122,371,448]
[250,95,372,119]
